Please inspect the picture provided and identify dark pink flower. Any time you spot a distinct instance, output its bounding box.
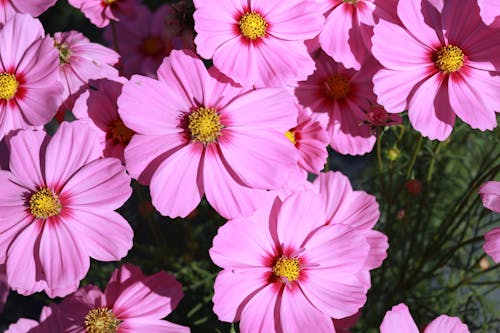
[67,0,140,28]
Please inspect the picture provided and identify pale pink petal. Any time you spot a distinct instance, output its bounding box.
[478,0,500,25]
[380,303,419,333]
[212,268,270,322]
[397,0,442,46]
[484,228,500,263]
[267,1,324,41]
[7,129,45,190]
[479,181,500,213]
[64,210,132,262]
[112,269,184,320]
[239,284,280,333]
[150,143,204,218]
[448,72,496,131]
[9,0,57,17]
[105,264,142,306]
[5,318,39,333]
[203,144,275,219]
[38,218,89,298]
[118,319,190,333]
[209,201,278,268]
[365,230,389,270]
[44,121,101,191]
[63,157,131,211]
[280,286,334,333]
[424,314,470,333]
[408,74,455,141]
[124,133,187,185]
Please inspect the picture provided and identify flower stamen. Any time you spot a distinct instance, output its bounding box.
[273,256,301,282]
[324,75,350,100]
[0,73,19,100]
[29,188,61,219]
[239,12,268,40]
[107,119,135,145]
[188,107,223,144]
[433,45,464,74]
[85,307,120,333]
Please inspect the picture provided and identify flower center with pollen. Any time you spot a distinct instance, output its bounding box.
[29,188,61,219]
[188,107,223,143]
[140,36,164,56]
[107,119,135,145]
[239,12,268,40]
[273,257,300,282]
[433,45,464,74]
[85,307,120,333]
[54,40,72,64]
[285,130,297,145]
[0,73,19,100]
[324,75,350,100]
[105,0,118,4]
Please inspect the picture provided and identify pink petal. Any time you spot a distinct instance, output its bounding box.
[63,210,132,262]
[364,230,389,270]
[7,129,45,190]
[38,218,89,298]
[44,121,101,191]
[150,143,204,218]
[239,284,280,333]
[124,133,187,185]
[9,0,57,17]
[63,157,131,211]
[424,315,470,333]
[118,319,189,333]
[267,1,324,41]
[380,303,419,333]
[280,286,334,333]
[477,0,500,25]
[209,200,278,268]
[479,181,500,213]
[397,0,442,46]
[112,269,184,320]
[484,228,500,263]
[5,318,39,333]
[212,268,270,322]
[105,263,142,306]
[408,74,455,141]
[203,144,275,219]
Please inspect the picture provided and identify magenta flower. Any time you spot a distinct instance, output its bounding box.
[193,0,324,87]
[0,14,62,140]
[67,0,140,28]
[0,121,133,298]
[478,0,500,26]
[53,30,119,118]
[484,228,500,263]
[380,303,469,333]
[210,171,385,332]
[119,49,298,219]
[105,3,192,77]
[34,264,189,333]
[479,181,500,213]
[372,0,500,140]
[0,0,56,26]
[365,104,403,128]
[73,78,133,163]
[318,0,397,70]
[295,52,377,155]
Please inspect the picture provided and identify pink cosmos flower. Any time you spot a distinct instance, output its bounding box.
[380,303,469,333]
[104,3,193,77]
[318,0,397,70]
[5,319,39,333]
[0,14,62,140]
[53,30,120,120]
[67,0,140,28]
[4,305,57,333]
[484,228,500,263]
[0,121,133,298]
[295,52,378,155]
[478,0,500,26]
[210,188,375,332]
[372,0,500,141]
[73,78,133,163]
[33,264,189,333]
[479,181,500,213]
[0,0,56,27]
[365,104,402,128]
[193,0,324,87]
[119,49,298,219]
[286,106,329,175]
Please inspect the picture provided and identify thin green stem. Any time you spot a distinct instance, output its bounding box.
[406,135,423,179]
[377,128,384,173]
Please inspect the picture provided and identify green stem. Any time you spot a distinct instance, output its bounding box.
[376,128,384,173]
[110,21,120,53]
[405,135,423,179]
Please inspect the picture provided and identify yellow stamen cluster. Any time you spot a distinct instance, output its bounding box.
[84,307,120,333]
[54,40,72,64]
[188,107,223,143]
[105,0,118,4]
[108,119,135,144]
[285,130,297,145]
[29,188,61,219]
[239,12,268,40]
[0,73,19,100]
[324,75,351,100]
[433,45,464,74]
[273,257,301,282]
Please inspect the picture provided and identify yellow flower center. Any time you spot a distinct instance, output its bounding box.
[0,73,19,100]
[239,12,268,40]
[324,75,350,100]
[140,36,164,56]
[105,0,118,4]
[84,307,120,333]
[107,119,135,145]
[29,188,62,219]
[433,45,464,74]
[273,257,300,282]
[285,130,297,145]
[343,0,359,4]
[188,107,223,144]
[54,40,72,65]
